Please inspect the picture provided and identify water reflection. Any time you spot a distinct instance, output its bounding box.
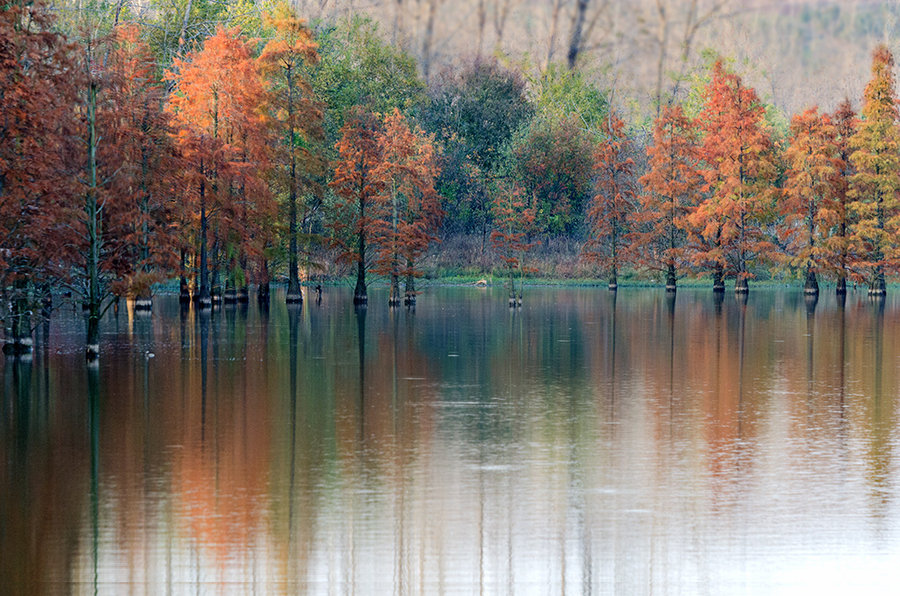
[3,288,900,593]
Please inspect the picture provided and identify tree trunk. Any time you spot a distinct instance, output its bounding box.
[567,0,590,69]
[3,277,32,356]
[286,72,303,305]
[665,262,677,292]
[257,258,270,305]
[870,266,886,296]
[179,249,191,304]
[404,270,416,307]
[238,254,249,303]
[608,265,618,291]
[735,275,749,294]
[712,262,725,292]
[210,233,221,304]
[870,201,887,296]
[85,79,101,360]
[389,272,401,307]
[354,180,368,305]
[197,174,211,308]
[422,0,441,83]
[804,263,819,296]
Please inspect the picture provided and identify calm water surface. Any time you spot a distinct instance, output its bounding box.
[2,287,900,595]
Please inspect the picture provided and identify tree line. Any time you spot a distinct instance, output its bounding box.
[2,0,899,357]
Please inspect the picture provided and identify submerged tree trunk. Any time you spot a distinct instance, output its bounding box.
[257,258,270,304]
[135,160,152,312]
[179,249,191,304]
[286,75,302,305]
[712,262,725,292]
[85,79,101,360]
[238,254,249,303]
[389,272,401,307]
[666,262,677,292]
[210,233,221,305]
[870,266,886,296]
[354,183,368,305]
[735,275,749,294]
[197,175,211,308]
[404,267,416,307]
[3,277,32,356]
[507,266,520,308]
[870,201,887,296]
[804,263,819,296]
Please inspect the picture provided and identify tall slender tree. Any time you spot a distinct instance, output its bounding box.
[328,107,384,305]
[781,107,838,296]
[370,109,442,306]
[102,26,178,311]
[633,104,702,291]
[490,181,536,306]
[259,5,322,304]
[849,45,900,296]
[583,111,636,290]
[823,99,858,294]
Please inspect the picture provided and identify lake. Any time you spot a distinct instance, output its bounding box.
[2,286,900,595]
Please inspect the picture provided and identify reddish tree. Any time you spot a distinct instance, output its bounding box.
[0,0,74,353]
[101,26,179,310]
[583,111,637,290]
[691,60,779,293]
[490,181,536,305]
[780,107,838,295]
[370,109,442,306]
[821,100,858,294]
[328,108,384,305]
[633,104,702,291]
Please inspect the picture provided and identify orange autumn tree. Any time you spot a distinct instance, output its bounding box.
[167,27,267,307]
[490,181,536,306]
[259,5,323,304]
[370,109,442,307]
[583,111,637,290]
[692,60,779,293]
[216,39,273,304]
[633,104,702,291]
[780,107,838,296]
[329,108,384,305]
[822,100,858,294]
[849,45,900,296]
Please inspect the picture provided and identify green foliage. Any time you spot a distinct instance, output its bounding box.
[423,57,533,172]
[421,57,533,234]
[530,63,608,138]
[503,116,595,237]
[312,15,425,145]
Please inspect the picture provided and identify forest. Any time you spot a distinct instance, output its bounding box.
[3,0,900,358]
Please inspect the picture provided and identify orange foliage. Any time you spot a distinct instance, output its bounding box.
[370,109,442,304]
[167,27,273,300]
[691,60,779,291]
[328,107,384,303]
[633,105,703,287]
[583,111,637,287]
[780,107,839,292]
[490,181,536,298]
